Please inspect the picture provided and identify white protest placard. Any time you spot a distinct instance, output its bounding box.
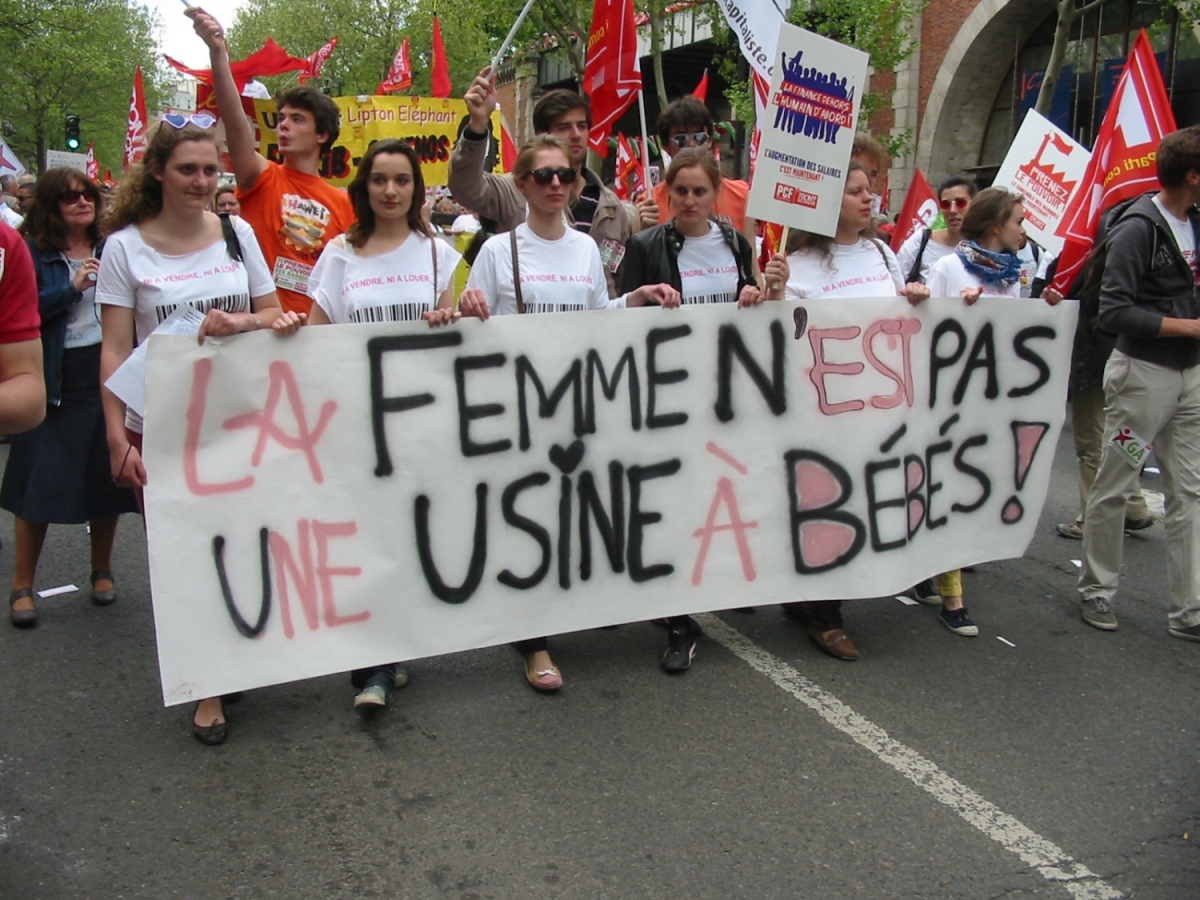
[45,150,88,173]
[745,23,869,236]
[143,298,1076,705]
[0,137,26,176]
[993,110,1090,255]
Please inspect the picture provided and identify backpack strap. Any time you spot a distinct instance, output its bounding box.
[219,213,244,263]
[431,237,439,306]
[509,228,525,314]
[906,228,932,285]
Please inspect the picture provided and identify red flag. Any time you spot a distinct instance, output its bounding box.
[691,69,709,102]
[431,17,451,99]
[614,133,644,200]
[893,169,940,249]
[759,221,784,271]
[124,66,149,169]
[300,36,338,84]
[85,142,99,181]
[1053,29,1176,292]
[102,168,114,187]
[584,0,642,156]
[378,38,413,94]
[165,38,309,93]
[500,119,518,172]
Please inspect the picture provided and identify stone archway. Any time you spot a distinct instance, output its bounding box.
[917,0,1054,180]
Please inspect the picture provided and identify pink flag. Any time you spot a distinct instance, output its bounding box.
[124,67,148,169]
[300,36,338,84]
[583,0,642,156]
[1053,29,1177,292]
[378,38,413,94]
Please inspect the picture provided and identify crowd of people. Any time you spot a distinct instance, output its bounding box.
[0,4,1197,747]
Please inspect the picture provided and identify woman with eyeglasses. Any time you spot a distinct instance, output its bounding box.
[454,135,674,691]
[782,163,930,659]
[3,169,139,628]
[895,175,977,285]
[620,147,787,672]
[306,139,462,710]
[96,116,303,744]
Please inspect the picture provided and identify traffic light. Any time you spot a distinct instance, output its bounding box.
[65,114,81,151]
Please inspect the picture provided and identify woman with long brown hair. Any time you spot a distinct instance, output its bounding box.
[4,169,139,627]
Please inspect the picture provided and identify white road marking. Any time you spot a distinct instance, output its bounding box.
[697,614,1123,900]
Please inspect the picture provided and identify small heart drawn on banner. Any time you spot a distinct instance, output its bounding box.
[548,440,585,474]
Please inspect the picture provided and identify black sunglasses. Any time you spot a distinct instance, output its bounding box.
[528,167,577,185]
[59,189,96,204]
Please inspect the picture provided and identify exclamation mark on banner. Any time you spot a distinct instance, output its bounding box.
[1001,421,1049,524]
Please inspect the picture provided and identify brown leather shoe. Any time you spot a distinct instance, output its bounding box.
[808,625,859,661]
[9,588,36,628]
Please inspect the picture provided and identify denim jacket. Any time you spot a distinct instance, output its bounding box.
[27,239,102,406]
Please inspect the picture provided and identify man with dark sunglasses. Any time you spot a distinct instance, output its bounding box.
[450,68,632,297]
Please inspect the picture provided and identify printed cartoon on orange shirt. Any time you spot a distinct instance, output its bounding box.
[280,194,332,258]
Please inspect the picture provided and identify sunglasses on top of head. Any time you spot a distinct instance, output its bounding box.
[528,167,578,185]
[940,197,969,211]
[162,112,217,130]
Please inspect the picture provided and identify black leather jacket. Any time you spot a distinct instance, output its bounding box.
[621,220,757,299]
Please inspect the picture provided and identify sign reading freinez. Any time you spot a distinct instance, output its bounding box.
[144,299,1076,704]
[745,23,869,235]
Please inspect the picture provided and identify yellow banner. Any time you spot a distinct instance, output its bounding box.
[250,96,505,188]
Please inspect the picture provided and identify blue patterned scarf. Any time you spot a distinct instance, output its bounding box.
[956,241,1021,287]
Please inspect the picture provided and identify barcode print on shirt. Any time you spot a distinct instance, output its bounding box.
[528,301,586,314]
[349,302,430,324]
[154,293,248,324]
[682,293,737,305]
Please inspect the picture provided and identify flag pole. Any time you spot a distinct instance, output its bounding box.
[490,0,538,74]
[636,78,651,201]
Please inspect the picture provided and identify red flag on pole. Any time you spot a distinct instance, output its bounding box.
[431,17,452,99]
[165,39,309,93]
[300,36,338,84]
[124,67,149,169]
[500,119,518,172]
[584,0,642,156]
[614,133,644,200]
[85,142,99,181]
[691,69,709,102]
[892,169,940,250]
[378,38,413,94]
[1052,29,1177,293]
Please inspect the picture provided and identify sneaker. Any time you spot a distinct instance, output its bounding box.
[661,625,697,673]
[1124,515,1155,532]
[939,606,979,636]
[1056,519,1084,539]
[904,578,942,606]
[393,667,410,689]
[353,684,388,709]
[1168,623,1200,643]
[1081,597,1118,631]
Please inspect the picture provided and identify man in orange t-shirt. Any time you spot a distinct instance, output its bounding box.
[190,8,353,315]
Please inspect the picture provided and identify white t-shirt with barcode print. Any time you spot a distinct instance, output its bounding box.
[96,216,274,345]
[1152,193,1200,284]
[677,221,739,305]
[466,223,616,317]
[308,232,461,325]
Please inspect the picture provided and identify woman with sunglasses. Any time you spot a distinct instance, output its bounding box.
[307,139,461,710]
[3,169,139,627]
[454,136,674,691]
[97,116,303,744]
[895,175,977,285]
[621,148,787,672]
[782,163,930,659]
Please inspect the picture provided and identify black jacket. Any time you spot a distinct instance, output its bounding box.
[1098,194,1200,370]
[621,220,757,299]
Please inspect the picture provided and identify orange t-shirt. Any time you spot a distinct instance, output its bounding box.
[654,177,751,232]
[237,162,354,314]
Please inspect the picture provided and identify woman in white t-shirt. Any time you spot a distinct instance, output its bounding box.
[894,175,976,284]
[96,117,303,746]
[782,163,929,662]
[620,148,789,674]
[307,139,460,711]
[455,136,673,693]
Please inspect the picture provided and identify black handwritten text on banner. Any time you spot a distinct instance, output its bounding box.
[143,298,1076,704]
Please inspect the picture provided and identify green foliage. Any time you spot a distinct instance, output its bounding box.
[0,0,167,173]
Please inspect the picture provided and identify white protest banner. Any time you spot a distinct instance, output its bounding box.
[0,137,26,176]
[45,150,87,173]
[993,110,1090,255]
[144,298,1076,705]
[746,24,870,236]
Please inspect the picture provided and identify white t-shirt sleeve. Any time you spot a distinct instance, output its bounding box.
[874,240,906,294]
[587,243,610,310]
[465,236,502,312]
[234,217,276,298]
[925,254,952,297]
[308,243,344,321]
[894,229,924,283]
[434,238,462,297]
[94,232,136,309]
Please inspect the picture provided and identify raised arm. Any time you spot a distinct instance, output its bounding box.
[447,68,523,229]
[187,6,269,192]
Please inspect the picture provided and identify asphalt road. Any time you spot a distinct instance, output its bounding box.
[1,425,1198,900]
